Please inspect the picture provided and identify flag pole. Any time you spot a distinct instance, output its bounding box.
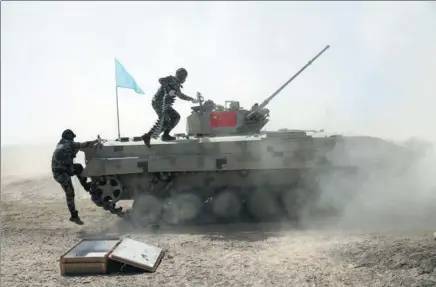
[114,58,121,140]
[114,58,144,140]
[115,86,121,139]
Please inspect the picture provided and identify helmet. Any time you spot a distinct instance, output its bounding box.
[175,68,188,83]
[61,129,76,140]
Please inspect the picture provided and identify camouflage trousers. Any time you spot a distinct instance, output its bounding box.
[53,172,77,214]
[147,94,180,139]
[53,163,88,215]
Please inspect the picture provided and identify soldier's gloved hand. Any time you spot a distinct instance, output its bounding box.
[87,138,102,149]
[94,139,105,149]
[96,135,107,144]
[89,139,98,146]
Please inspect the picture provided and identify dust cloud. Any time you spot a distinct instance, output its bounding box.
[302,2,436,232]
[295,137,436,232]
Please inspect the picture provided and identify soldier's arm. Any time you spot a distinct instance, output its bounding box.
[175,91,194,101]
[73,140,98,152]
[170,78,195,101]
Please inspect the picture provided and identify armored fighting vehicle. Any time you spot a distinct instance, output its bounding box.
[81,45,416,226]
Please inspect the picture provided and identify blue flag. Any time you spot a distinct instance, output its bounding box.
[115,58,144,94]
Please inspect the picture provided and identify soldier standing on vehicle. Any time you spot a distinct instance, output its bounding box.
[141,68,198,148]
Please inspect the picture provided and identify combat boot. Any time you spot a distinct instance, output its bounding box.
[83,182,91,192]
[161,131,176,141]
[141,133,152,148]
[69,211,84,225]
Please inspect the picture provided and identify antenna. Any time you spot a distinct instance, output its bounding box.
[247,44,331,119]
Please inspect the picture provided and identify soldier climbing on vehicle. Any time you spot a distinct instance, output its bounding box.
[51,129,121,225]
[141,68,199,148]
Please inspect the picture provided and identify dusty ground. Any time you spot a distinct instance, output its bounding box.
[1,174,435,287]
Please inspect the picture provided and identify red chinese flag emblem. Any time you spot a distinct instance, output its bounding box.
[210,112,237,128]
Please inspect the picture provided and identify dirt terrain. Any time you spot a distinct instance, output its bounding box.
[1,145,436,287]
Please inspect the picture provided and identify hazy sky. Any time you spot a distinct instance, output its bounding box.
[2,1,435,146]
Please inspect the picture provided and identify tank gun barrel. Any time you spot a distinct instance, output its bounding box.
[247,45,330,119]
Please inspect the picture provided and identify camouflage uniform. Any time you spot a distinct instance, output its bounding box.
[51,129,97,224]
[141,68,196,147]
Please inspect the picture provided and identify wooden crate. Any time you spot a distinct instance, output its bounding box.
[59,238,120,276]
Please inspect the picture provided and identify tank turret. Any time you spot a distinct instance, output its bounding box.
[186,45,330,137]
